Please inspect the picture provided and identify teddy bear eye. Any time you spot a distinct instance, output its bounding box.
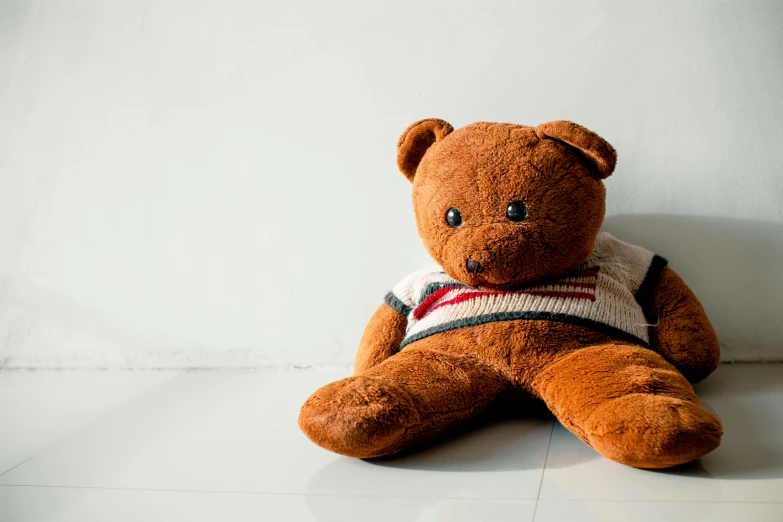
[506,201,528,222]
[445,208,463,228]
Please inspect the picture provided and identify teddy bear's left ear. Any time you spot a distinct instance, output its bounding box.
[397,118,454,182]
[536,121,617,179]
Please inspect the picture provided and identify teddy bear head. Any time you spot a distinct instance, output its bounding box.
[397,119,617,289]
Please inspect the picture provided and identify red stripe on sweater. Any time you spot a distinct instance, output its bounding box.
[414,266,600,320]
[524,290,597,301]
[412,285,463,320]
[425,291,511,315]
[529,281,596,290]
[424,287,596,317]
[535,267,599,286]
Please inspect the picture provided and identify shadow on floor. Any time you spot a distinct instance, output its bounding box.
[303,397,554,521]
[679,365,783,481]
[368,395,557,472]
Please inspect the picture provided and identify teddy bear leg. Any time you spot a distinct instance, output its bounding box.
[532,343,722,468]
[299,348,511,458]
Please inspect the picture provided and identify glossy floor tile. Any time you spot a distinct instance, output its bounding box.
[0,369,553,499]
[0,486,537,522]
[540,364,783,503]
[0,370,182,474]
[1,365,782,521]
[534,500,783,522]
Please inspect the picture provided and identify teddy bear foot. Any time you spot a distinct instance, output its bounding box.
[534,343,723,469]
[298,375,421,458]
[584,395,723,469]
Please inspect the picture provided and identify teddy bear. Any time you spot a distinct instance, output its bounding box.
[298,119,722,469]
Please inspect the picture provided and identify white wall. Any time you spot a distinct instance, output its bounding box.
[1,0,781,369]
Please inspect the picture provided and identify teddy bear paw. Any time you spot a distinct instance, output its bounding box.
[298,376,421,458]
[584,395,722,469]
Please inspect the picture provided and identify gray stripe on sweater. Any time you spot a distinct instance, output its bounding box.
[398,311,650,351]
[384,291,412,317]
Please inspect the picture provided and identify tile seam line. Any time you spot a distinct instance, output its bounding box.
[531,420,555,520]
[536,420,555,500]
[1,485,782,505]
[0,370,192,478]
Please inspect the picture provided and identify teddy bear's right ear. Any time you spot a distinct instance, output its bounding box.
[396,118,454,182]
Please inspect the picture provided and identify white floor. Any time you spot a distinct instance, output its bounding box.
[0,365,781,522]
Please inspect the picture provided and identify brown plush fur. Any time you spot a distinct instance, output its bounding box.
[299,119,722,468]
[353,304,408,375]
[640,267,721,384]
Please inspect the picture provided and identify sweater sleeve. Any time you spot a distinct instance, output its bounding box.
[634,254,669,305]
[384,291,412,316]
[383,270,434,317]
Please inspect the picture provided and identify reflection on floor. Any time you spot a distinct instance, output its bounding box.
[1,364,781,521]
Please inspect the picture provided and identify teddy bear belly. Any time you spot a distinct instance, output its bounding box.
[401,318,641,389]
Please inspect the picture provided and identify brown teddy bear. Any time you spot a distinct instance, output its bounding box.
[299,119,722,469]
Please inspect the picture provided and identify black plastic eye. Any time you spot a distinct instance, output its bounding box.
[506,201,528,222]
[446,208,463,228]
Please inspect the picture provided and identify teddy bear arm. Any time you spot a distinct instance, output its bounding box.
[353,303,408,375]
[641,266,720,383]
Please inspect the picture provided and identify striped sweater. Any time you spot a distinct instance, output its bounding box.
[385,232,667,350]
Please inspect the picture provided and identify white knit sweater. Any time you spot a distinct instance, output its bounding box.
[385,232,666,349]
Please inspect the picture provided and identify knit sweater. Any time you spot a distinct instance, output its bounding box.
[385,232,667,350]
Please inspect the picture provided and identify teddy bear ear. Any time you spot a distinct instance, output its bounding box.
[535,120,617,179]
[397,118,454,182]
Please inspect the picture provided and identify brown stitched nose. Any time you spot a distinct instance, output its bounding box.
[466,259,482,274]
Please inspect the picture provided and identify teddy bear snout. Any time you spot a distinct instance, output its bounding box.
[466,259,482,274]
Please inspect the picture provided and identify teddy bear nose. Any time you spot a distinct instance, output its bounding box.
[466,259,482,274]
